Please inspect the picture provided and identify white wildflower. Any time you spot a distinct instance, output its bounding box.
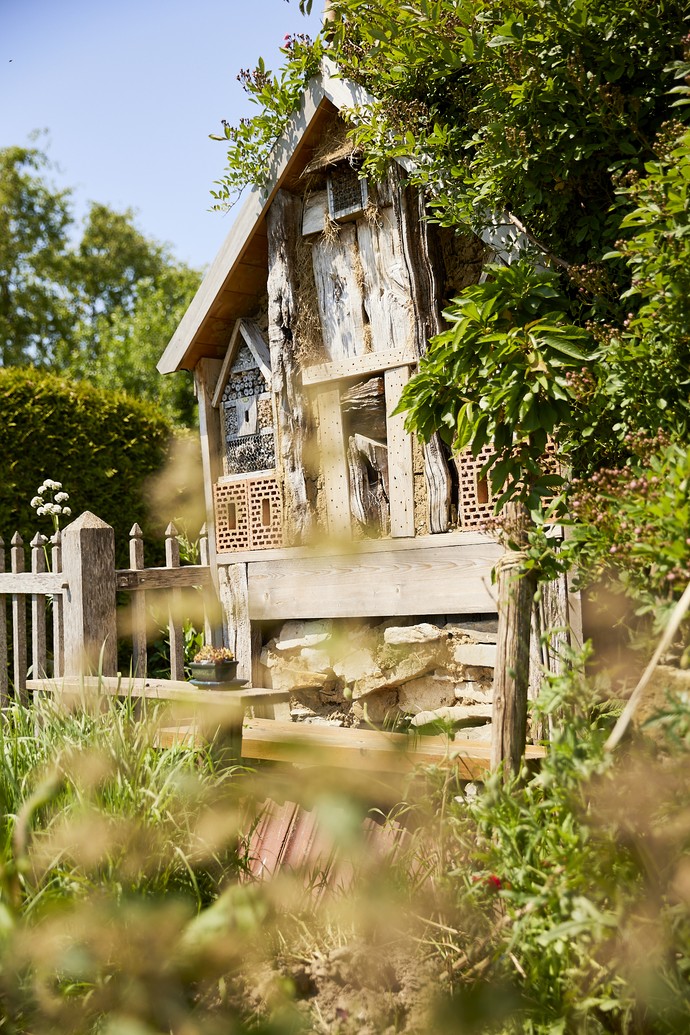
[54,492,69,503]
[62,507,71,517]
[37,506,46,516]
[30,496,42,509]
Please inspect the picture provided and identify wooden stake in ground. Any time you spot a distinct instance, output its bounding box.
[491,503,537,776]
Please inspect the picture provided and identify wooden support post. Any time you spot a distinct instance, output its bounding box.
[129,524,147,677]
[218,564,252,683]
[165,523,185,681]
[491,504,537,777]
[195,358,223,581]
[199,525,219,648]
[0,537,7,707]
[51,532,64,678]
[384,366,415,538]
[315,387,351,539]
[61,513,117,679]
[31,534,48,680]
[11,533,27,703]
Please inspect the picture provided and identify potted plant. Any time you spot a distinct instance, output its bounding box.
[188,645,238,685]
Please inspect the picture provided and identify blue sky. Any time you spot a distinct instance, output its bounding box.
[1,0,322,270]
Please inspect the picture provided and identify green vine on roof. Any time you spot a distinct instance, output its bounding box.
[209,32,325,209]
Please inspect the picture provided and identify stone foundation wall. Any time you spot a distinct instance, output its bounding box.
[259,617,498,738]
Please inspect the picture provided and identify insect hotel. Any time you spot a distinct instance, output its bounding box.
[159,65,569,734]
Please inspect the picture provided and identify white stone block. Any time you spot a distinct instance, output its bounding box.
[453,642,497,669]
[384,623,446,646]
[333,647,381,684]
[275,619,333,651]
[397,675,456,713]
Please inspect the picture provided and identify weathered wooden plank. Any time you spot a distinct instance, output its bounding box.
[241,718,544,776]
[195,357,224,580]
[247,542,501,620]
[0,538,7,707]
[314,387,351,539]
[51,532,64,678]
[216,527,500,566]
[11,534,28,703]
[0,573,67,594]
[356,206,415,354]
[210,320,243,409]
[239,319,272,383]
[384,367,415,538]
[218,563,252,682]
[30,534,48,680]
[311,223,367,361]
[302,346,417,386]
[129,524,147,678]
[116,565,212,591]
[266,190,315,544]
[166,524,185,682]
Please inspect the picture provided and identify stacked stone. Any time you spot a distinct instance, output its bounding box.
[259,617,498,738]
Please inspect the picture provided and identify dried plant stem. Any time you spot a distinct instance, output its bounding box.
[605,580,690,752]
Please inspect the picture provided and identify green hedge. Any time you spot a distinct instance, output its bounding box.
[0,368,174,567]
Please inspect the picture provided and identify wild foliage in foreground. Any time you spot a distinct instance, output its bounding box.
[2,662,690,1033]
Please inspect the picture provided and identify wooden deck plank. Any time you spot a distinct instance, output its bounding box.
[247,543,500,619]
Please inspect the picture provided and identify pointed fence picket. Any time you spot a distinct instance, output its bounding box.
[0,516,216,705]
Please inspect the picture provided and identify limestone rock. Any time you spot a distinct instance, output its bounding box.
[397,674,456,713]
[269,665,333,694]
[275,619,333,651]
[353,651,437,699]
[454,682,493,705]
[352,690,399,724]
[446,620,498,644]
[453,642,497,669]
[333,647,381,685]
[384,623,446,646]
[299,647,332,673]
[455,722,493,742]
[410,704,492,727]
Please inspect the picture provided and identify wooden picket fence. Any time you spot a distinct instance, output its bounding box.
[0,513,216,705]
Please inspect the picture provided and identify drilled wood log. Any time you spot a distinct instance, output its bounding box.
[347,434,389,533]
[266,190,315,544]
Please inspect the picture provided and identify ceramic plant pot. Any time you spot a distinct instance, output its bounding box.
[188,660,239,684]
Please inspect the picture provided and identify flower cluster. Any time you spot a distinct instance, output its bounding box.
[31,480,71,534]
[193,645,235,663]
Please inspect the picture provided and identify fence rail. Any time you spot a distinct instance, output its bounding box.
[0,514,215,704]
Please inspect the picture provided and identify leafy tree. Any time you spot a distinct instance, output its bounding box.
[0,145,73,366]
[0,144,201,426]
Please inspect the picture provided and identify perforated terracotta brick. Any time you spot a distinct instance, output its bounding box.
[457,441,560,529]
[457,445,495,528]
[214,480,250,552]
[247,474,284,549]
[214,474,284,552]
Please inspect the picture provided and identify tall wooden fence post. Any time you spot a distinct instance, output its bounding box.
[62,513,117,678]
[491,503,537,778]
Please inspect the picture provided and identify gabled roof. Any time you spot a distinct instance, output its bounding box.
[158,61,374,375]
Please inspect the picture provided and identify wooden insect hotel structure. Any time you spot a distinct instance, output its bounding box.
[159,64,576,732]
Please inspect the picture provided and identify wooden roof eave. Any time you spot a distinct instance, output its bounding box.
[158,62,376,375]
